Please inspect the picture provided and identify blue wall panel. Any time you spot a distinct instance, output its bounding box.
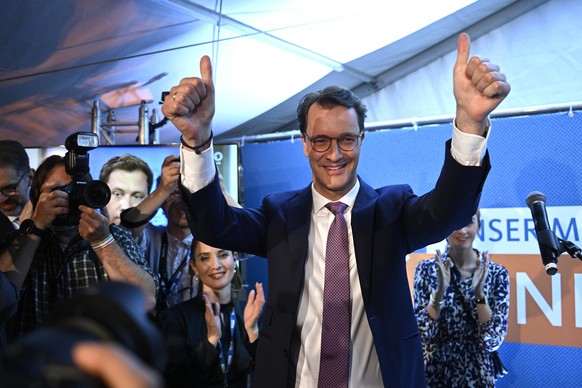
[240,111,582,386]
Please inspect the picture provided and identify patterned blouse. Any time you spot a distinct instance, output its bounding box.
[413,251,510,388]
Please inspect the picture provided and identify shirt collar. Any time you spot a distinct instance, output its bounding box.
[311,178,360,214]
[166,231,193,245]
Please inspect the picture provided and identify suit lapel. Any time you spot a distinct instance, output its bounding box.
[351,179,378,303]
[285,185,313,282]
[282,181,378,302]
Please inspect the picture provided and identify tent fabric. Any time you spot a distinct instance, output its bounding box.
[3,1,581,146]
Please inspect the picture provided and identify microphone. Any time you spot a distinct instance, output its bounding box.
[526,191,561,275]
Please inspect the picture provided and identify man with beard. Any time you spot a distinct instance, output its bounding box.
[0,155,157,338]
[0,140,33,344]
[0,140,34,232]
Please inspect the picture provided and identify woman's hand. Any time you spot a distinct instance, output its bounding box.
[434,249,451,301]
[202,292,222,346]
[472,250,490,300]
[244,282,265,343]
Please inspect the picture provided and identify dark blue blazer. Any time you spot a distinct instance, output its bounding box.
[181,141,490,387]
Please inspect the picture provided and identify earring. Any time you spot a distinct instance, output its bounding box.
[194,275,199,281]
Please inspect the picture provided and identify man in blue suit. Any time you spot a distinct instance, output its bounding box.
[161,33,510,387]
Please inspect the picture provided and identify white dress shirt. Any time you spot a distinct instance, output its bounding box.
[293,181,384,386]
[8,215,19,230]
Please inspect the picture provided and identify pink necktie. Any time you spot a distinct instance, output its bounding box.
[318,202,351,388]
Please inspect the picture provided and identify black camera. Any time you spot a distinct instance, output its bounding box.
[0,282,166,387]
[54,132,111,226]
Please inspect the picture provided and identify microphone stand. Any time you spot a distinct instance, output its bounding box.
[557,238,582,261]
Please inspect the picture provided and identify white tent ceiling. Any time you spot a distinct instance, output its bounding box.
[1,0,580,147]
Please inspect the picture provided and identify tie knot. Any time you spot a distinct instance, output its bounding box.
[326,202,347,216]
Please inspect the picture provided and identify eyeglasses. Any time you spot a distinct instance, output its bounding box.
[303,133,363,153]
[0,171,27,197]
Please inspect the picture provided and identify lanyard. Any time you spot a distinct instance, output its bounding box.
[219,309,237,385]
[158,232,190,296]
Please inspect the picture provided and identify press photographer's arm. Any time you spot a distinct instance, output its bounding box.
[0,188,156,308]
[0,175,69,288]
[78,205,156,306]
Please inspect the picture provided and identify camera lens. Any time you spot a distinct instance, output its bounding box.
[81,181,111,208]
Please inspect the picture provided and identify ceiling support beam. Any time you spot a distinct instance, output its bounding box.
[165,0,376,83]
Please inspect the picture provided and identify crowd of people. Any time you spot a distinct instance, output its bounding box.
[0,32,511,387]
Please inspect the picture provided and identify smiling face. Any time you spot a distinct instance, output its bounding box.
[302,104,364,201]
[190,241,237,294]
[447,213,480,249]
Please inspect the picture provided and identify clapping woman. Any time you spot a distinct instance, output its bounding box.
[161,239,264,387]
[413,210,510,387]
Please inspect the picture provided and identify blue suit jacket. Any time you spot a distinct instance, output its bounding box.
[181,141,490,387]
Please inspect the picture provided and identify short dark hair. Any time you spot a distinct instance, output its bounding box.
[0,140,30,175]
[99,154,154,193]
[297,85,368,134]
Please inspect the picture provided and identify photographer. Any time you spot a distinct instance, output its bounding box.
[0,154,157,338]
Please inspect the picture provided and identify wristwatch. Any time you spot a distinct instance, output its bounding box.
[19,219,46,238]
[475,296,487,304]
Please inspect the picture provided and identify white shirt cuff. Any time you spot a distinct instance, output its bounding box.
[450,119,490,166]
[180,143,216,192]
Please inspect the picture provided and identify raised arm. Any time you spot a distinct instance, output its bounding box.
[453,33,511,135]
[78,205,157,306]
[162,55,215,153]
